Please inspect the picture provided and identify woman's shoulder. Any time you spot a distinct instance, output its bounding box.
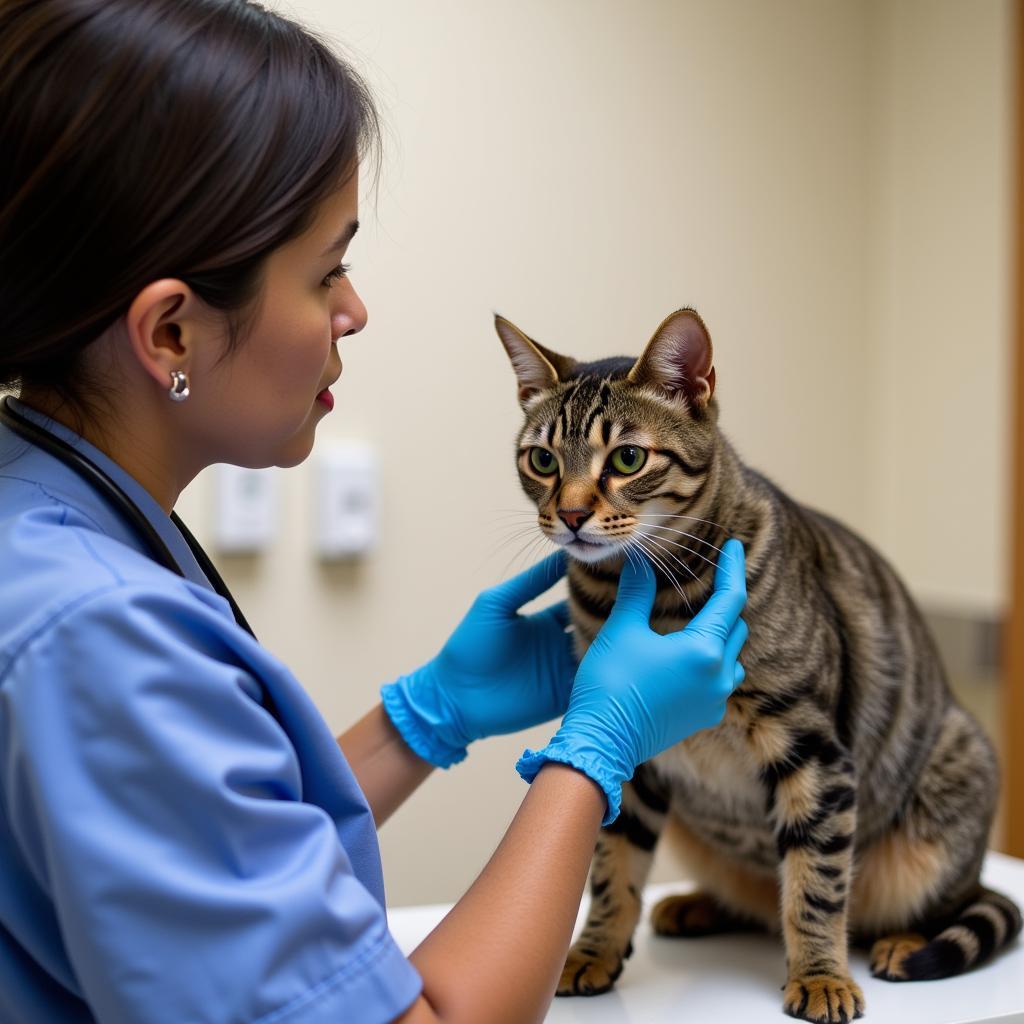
[0,567,274,747]
[0,493,251,680]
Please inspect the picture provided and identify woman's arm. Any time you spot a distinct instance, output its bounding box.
[338,712,606,1022]
[393,543,749,1023]
[336,703,434,827]
[396,761,605,1024]
[338,710,604,1022]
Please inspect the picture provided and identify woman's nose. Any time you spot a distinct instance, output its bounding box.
[332,278,368,340]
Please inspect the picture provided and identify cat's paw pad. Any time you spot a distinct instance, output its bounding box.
[555,944,627,997]
[651,891,749,937]
[869,933,928,981]
[782,974,865,1023]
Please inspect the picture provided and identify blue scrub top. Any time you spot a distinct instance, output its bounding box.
[0,399,422,1023]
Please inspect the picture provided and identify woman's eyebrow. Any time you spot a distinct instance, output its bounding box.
[321,220,360,255]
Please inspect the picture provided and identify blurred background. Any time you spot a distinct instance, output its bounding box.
[174,0,1018,906]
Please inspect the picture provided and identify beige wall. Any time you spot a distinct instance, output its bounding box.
[175,0,1013,905]
[864,0,1014,615]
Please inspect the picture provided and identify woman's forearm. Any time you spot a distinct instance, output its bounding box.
[337,703,434,826]
[397,762,605,1023]
[341,708,608,1022]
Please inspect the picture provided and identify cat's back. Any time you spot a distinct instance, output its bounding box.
[741,467,948,679]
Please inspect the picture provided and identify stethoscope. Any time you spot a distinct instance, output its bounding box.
[0,396,257,640]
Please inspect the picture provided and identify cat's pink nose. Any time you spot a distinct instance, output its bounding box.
[558,508,593,532]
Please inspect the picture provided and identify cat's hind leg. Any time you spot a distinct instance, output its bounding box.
[651,890,765,937]
[869,888,1022,981]
[865,888,1022,981]
[868,932,929,980]
[854,705,1022,981]
[651,815,780,937]
[557,763,668,997]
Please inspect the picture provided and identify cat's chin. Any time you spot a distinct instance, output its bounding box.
[560,538,625,565]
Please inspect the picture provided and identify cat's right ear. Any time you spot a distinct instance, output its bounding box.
[493,314,575,407]
[628,308,715,415]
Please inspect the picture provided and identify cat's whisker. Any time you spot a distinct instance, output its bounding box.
[474,529,539,577]
[487,523,545,546]
[634,532,713,610]
[634,523,724,555]
[485,519,549,559]
[628,535,692,613]
[616,538,649,579]
[487,513,544,529]
[622,543,640,575]
[634,536,700,614]
[495,531,553,583]
[638,530,720,571]
[623,539,651,579]
[633,512,727,533]
[635,529,701,585]
[489,526,547,553]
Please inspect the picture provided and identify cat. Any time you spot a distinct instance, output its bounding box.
[495,308,1022,1023]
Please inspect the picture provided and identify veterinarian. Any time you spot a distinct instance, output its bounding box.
[0,3,749,1022]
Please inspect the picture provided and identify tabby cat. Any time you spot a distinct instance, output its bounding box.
[495,308,1021,1023]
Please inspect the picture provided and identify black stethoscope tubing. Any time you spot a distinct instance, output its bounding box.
[0,396,257,640]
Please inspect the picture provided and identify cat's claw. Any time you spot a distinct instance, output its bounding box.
[782,974,865,1023]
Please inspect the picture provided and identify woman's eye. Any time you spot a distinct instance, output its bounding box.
[529,447,558,476]
[610,445,647,475]
[322,263,351,288]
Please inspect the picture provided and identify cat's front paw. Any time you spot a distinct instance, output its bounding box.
[782,974,865,1023]
[556,940,633,997]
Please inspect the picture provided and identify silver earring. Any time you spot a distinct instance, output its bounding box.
[168,370,190,402]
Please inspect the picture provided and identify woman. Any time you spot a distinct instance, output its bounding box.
[0,2,748,1022]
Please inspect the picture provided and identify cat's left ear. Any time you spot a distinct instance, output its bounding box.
[494,314,576,407]
[628,308,716,414]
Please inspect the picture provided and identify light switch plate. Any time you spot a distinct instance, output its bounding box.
[213,464,277,553]
[314,440,378,559]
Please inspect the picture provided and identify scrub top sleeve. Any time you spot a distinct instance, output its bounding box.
[1,583,422,1024]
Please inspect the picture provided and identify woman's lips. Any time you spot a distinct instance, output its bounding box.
[316,389,334,411]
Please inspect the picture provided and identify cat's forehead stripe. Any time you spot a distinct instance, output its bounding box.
[559,378,605,441]
[556,381,584,443]
[527,376,623,450]
[579,380,612,442]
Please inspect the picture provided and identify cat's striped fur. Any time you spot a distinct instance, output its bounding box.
[496,309,1021,1023]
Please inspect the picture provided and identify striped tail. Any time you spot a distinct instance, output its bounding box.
[900,888,1022,980]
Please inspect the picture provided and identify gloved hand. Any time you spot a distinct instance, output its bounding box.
[516,538,748,824]
[381,552,576,767]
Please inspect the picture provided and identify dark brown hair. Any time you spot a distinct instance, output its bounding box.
[0,0,379,418]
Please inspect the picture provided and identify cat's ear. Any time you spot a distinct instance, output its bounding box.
[494,314,576,406]
[628,308,716,413]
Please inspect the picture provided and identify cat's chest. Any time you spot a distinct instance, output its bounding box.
[569,577,771,816]
[653,722,767,820]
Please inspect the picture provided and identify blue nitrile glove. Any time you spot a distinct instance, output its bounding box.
[516,539,748,824]
[381,552,576,767]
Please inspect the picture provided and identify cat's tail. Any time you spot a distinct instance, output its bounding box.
[899,887,1022,980]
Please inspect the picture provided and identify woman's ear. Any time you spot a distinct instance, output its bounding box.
[627,308,715,414]
[494,314,576,407]
[123,279,203,393]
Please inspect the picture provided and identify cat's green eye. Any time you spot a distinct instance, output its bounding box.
[610,445,647,475]
[529,447,559,476]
